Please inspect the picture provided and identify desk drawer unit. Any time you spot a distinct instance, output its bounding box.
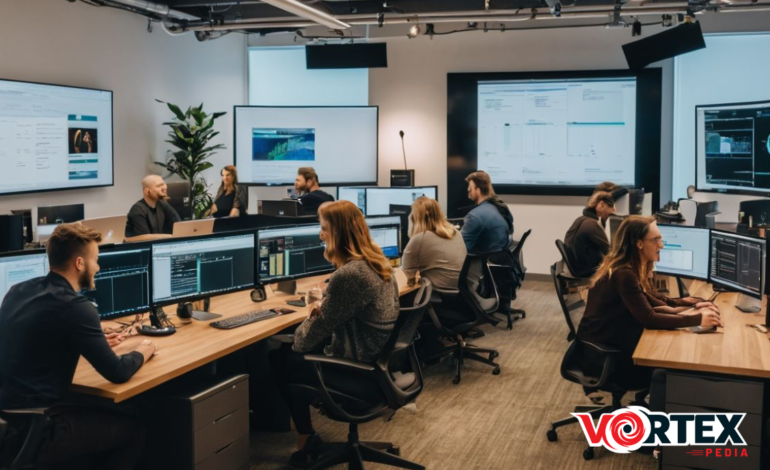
[663,372,767,470]
[141,373,250,470]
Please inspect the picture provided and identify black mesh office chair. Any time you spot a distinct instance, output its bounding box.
[299,278,433,470]
[504,229,532,328]
[553,239,591,341]
[426,253,501,384]
[546,340,627,461]
[0,408,52,470]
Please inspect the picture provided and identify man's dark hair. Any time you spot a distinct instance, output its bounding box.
[465,171,494,196]
[47,223,102,270]
[298,167,319,185]
[587,191,615,210]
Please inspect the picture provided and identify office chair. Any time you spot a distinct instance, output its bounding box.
[552,240,591,341]
[0,408,52,470]
[299,278,433,470]
[425,254,501,384]
[489,229,532,329]
[545,340,627,461]
[677,199,719,227]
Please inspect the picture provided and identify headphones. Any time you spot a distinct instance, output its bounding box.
[251,286,267,302]
[177,302,193,320]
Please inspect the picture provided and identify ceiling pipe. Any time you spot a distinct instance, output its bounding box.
[258,0,351,29]
[108,0,200,21]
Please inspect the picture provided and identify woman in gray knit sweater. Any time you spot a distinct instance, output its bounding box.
[271,200,399,468]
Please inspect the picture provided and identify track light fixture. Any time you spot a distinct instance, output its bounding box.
[407,24,421,39]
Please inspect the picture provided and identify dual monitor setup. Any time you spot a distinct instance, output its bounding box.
[0,216,402,334]
[655,224,767,314]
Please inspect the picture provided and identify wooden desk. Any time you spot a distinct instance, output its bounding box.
[634,281,769,470]
[72,270,414,403]
[633,281,770,378]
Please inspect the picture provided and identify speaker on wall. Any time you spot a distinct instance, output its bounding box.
[306,43,388,69]
[622,22,705,70]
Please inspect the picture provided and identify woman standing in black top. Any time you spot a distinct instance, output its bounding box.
[210,165,247,218]
[577,216,722,393]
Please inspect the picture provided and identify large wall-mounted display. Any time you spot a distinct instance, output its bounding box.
[695,100,770,196]
[234,106,378,186]
[447,69,662,217]
[0,78,114,196]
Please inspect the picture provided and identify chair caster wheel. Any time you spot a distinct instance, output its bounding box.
[492,366,501,375]
[453,376,461,385]
[387,446,400,456]
[489,352,499,360]
[546,430,558,442]
[583,448,594,460]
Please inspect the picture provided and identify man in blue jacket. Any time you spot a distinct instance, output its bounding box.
[462,171,513,253]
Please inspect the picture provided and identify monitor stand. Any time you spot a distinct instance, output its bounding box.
[275,279,298,296]
[191,310,222,321]
[138,307,176,336]
[674,276,690,298]
[736,294,762,313]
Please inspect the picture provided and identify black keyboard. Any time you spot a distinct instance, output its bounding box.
[210,310,281,330]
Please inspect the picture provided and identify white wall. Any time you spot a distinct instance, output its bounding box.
[0,0,246,226]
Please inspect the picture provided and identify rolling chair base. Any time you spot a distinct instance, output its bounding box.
[547,392,623,461]
[308,423,424,470]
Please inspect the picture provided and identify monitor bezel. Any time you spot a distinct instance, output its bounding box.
[255,223,335,285]
[708,229,767,300]
[336,186,371,213]
[150,231,257,307]
[364,214,403,259]
[695,99,770,198]
[364,186,439,217]
[89,242,154,320]
[0,77,115,197]
[654,223,711,282]
[233,105,379,187]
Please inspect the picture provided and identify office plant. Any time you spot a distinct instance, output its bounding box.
[155,100,226,219]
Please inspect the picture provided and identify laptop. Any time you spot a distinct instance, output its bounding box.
[172,219,215,238]
[262,200,299,217]
[79,215,128,245]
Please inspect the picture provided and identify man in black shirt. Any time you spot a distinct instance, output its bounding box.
[125,174,181,238]
[564,191,616,278]
[0,223,157,469]
[294,167,334,215]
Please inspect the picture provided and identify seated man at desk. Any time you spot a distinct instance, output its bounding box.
[0,223,157,469]
[270,200,399,468]
[461,171,513,253]
[564,191,616,278]
[577,216,720,408]
[294,167,334,215]
[125,174,180,239]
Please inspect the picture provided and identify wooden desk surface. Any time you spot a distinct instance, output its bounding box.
[72,269,414,403]
[633,281,770,379]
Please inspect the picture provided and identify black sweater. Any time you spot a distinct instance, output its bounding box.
[564,209,610,278]
[0,272,144,409]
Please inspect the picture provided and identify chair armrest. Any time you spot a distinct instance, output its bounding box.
[581,341,621,355]
[271,334,295,344]
[303,355,375,372]
[1,408,49,416]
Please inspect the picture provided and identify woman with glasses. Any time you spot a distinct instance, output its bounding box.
[576,216,721,401]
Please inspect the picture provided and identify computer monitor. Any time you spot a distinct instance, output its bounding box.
[151,233,256,306]
[37,203,85,243]
[256,224,334,285]
[166,181,192,221]
[213,213,318,234]
[262,200,299,217]
[365,216,402,259]
[709,230,766,300]
[365,186,438,216]
[388,204,412,252]
[83,245,151,320]
[338,187,368,213]
[655,225,710,281]
[0,250,49,302]
[608,215,626,241]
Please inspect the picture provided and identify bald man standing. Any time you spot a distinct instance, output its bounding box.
[125,175,181,238]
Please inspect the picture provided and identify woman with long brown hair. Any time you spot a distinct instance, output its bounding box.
[402,196,466,290]
[271,200,399,467]
[577,216,721,394]
[210,165,247,217]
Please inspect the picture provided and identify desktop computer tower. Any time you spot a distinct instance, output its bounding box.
[0,215,24,253]
[166,181,193,221]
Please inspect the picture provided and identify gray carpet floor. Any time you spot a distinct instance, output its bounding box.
[248,280,658,470]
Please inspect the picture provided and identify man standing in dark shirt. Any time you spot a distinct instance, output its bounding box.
[294,167,334,215]
[564,191,616,278]
[125,174,181,238]
[0,223,157,469]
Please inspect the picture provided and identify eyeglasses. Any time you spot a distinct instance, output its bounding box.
[643,236,663,243]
